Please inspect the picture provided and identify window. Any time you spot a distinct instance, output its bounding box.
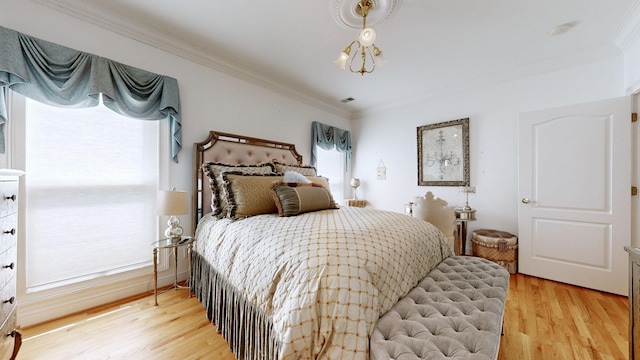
[314,147,345,202]
[22,97,160,292]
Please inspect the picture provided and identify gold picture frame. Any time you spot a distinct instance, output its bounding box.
[417,118,470,186]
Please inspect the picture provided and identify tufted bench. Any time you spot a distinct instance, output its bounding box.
[370,256,510,360]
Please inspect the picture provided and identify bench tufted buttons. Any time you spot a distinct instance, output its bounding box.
[370,256,509,360]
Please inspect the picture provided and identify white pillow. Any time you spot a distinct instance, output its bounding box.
[283,171,312,183]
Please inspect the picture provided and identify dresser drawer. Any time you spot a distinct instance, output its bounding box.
[0,215,16,257]
[0,308,18,360]
[0,246,15,292]
[0,277,16,327]
[0,182,17,219]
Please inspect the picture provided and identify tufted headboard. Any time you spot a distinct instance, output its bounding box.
[193,131,303,228]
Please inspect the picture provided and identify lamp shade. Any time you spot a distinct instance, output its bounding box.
[334,51,349,69]
[156,190,188,216]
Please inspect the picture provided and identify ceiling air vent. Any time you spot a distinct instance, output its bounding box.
[341,97,355,103]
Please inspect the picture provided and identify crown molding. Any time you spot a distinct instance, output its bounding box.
[31,0,351,119]
[611,0,640,51]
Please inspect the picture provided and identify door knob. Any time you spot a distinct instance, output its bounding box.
[521,198,536,204]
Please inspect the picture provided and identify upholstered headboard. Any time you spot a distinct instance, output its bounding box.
[193,131,303,228]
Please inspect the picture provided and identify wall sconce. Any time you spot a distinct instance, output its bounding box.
[156,188,188,240]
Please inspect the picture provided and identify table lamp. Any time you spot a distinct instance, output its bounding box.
[157,188,188,240]
[350,178,361,200]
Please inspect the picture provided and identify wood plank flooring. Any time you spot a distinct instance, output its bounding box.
[18,274,629,360]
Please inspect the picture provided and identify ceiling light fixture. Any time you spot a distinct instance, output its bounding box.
[549,21,579,37]
[334,0,385,75]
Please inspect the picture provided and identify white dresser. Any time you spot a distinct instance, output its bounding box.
[0,170,23,360]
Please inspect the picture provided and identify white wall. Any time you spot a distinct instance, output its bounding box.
[1,1,350,326]
[624,33,640,94]
[351,56,626,248]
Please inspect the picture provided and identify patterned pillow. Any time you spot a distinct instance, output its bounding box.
[271,182,333,217]
[272,160,317,176]
[202,162,275,217]
[221,173,283,219]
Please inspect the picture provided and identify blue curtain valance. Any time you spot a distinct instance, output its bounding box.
[0,26,182,162]
[311,121,352,171]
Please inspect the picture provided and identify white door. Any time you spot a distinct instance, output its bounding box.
[518,96,631,296]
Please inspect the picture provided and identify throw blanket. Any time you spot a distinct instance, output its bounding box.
[194,207,452,359]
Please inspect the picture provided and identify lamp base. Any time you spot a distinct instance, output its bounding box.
[164,215,184,240]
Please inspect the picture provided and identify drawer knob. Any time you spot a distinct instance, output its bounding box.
[3,263,14,270]
[3,297,14,304]
[3,229,15,236]
[4,195,16,202]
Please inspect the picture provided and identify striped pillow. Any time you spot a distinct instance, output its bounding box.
[271,182,334,217]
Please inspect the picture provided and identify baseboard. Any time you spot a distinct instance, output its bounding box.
[17,269,189,328]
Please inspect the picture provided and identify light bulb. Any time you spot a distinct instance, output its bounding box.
[358,27,376,47]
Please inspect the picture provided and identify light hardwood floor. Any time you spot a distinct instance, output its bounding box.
[18,274,629,360]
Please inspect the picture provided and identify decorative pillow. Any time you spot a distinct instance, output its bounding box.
[202,162,275,217]
[272,160,317,176]
[305,176,339,209]
[271,182,334,217]
[221,172,283,219]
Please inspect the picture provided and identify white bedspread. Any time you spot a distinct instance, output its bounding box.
[194,207,452,359]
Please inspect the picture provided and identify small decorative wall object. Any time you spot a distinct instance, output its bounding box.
[417,118,470,186]
[377,159,386,180]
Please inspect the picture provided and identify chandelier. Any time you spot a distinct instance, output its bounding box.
[425,130,461,179]
[333,0,390,75]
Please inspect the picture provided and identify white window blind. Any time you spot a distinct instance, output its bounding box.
[24,98,159,292]
[315,147,345,202]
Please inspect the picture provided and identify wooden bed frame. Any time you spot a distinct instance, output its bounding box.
[192,131,302,229]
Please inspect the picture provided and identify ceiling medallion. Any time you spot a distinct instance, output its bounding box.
[331,0,402,29]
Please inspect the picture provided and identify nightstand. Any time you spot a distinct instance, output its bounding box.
[344,199,367,208]
[151,236,195,306]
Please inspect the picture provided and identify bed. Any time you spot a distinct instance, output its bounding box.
[190,131,504,360]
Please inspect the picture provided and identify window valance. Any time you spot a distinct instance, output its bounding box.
[0,26,182,162]
[311,121,351,171]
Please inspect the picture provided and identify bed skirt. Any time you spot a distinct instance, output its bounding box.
[191,251,281,360]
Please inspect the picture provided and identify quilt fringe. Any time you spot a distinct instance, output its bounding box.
[191,252,281,360]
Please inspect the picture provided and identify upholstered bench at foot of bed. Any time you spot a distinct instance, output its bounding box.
[370,256,510,360]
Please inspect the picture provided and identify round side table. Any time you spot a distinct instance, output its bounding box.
[151,236,195,306]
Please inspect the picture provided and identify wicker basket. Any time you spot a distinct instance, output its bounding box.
[472,229,518,274]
